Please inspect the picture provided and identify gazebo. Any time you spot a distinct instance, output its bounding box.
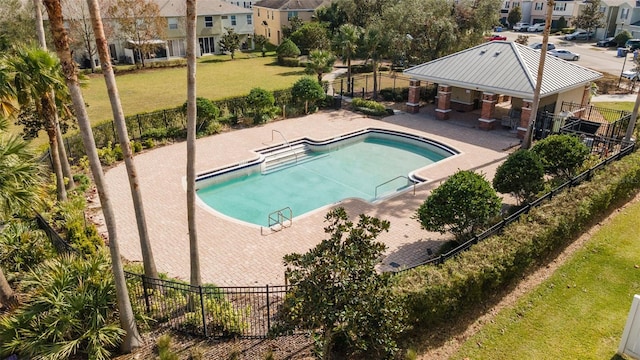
[403,41,602,138]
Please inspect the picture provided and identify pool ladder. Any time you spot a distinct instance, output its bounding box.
[374,175,416,198]
[261,207,293,235]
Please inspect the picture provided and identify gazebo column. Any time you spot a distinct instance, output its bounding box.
[478,92,498,130]
[518,99,533,139]
[435,84,452,120]
[406,79,421,113]
[577,83,592,118]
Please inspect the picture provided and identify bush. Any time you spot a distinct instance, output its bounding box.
[351,97,387,116]
[141,127,168,141]
[278,57,301,67]
[0,219,53,275]
[0,252,124,360]
[247,87,277,124]
[276,38,301,59]
[615,30,632,48]
[183,97,220,133]
[493,149,545,204]
[416,170,501,241]
[291,77,325,113]
[97,142,118,166]
[531,134,590,180]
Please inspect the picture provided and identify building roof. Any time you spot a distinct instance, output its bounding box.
[154,0,251,17]
[404,41,602,99]
[252,0,332,10]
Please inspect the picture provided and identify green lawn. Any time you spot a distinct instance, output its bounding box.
[450,198,640,360]
[82,54,305,124]
[592,101,635,113]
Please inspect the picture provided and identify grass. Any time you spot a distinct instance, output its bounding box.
[449,198,640,360]
[10,53,304,148]
[593,101,635,113]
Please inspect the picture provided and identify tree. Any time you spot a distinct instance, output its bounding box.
[615,30,632,48]
[361,22,389,99]
[282,16,304,38]
[219,27,241,60]
[290,22,331,54]
[283,208,406,359]
[88,0,158,281]
[246,87,276,124]
[185,0,201,288]
[63,0,113,72]
[507,5,522,28]
[276,38,301,59]
[7,46,68,201]
[333,24,361,94]
[42,0,142,351]
[0,0,36,48]
[305,49,336,84]
[108,0,166,68]
[557,16,568,30]
[292,77,325,114]
[531,134,590,180]
[0,61,18,118]
[573,0,604,39]
[492,150,545,205]
[253,34,268,57]
[315,2,348,36]
[416,170,501,241]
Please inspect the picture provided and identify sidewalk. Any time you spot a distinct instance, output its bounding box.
[592,93,638,102]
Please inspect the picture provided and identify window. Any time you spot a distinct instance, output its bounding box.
[231,15,237,25]
[504,1,509,9]
[257,8,260,16]
[168,18,178,30]
[204,16,213,27]
[168,39,186,57]
[288,11,298,20]
[268,28,271,37]
[553,2,566,11]
[622,8,630,20]
[199,37,215,54]
[247,14,252,24]
[535,2,543,10]
[513,2,519,8]
[599,5,606,13]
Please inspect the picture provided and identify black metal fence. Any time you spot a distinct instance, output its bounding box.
[326,72,412,100]
[396,141,636,273]
[125,272,291,338]
[34,212,76,254]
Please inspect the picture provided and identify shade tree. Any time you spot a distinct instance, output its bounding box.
[492,149,545,205]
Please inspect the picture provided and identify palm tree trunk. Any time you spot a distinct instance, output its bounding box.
[34,0,75,191]
[186,0,201,287]
[87,0,158,282]
[42,0,141,352]
[372,61,378,100]
[0,267,18,310]
[43,96,67,201]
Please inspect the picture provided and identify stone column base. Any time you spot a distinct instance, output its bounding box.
[435,108,451,120]
[517,127,527,139]
[406,102,420,113]
[478,118,497,130]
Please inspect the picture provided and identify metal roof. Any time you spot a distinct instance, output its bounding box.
[253,0,332,10]
[153,0,252,17]
[403,41,602,99]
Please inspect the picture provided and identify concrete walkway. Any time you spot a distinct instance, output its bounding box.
[105,108,519,286]
[592,93,638,102]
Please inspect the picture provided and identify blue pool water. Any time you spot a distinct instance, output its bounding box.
[197,134,453,227]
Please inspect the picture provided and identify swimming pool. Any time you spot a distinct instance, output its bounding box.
[196,128,457,227]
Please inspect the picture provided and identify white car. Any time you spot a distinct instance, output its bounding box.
[548,49,580,61]
[528,23,546,32]
[513,22,530,31]
[622,70,640,81]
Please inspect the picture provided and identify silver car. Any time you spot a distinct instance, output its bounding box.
[548,49,580,61]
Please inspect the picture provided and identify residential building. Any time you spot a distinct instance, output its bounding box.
[500,0,533,27]
[615,0,640,38]
[253,0,332,45]
[222,0,257,9]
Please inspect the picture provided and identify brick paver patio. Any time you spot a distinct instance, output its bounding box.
[104,107,520,286]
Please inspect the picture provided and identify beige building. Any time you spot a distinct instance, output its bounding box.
[253,0,332,45]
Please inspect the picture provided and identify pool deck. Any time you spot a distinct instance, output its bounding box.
[104,106,520,286]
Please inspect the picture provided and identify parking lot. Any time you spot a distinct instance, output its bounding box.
[499,30,629,76]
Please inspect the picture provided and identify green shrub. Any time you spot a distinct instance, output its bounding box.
[203,121,223,136]
[0,252,124,360]
[247,87,277,124]
[142,138,156,149]
[351,97,387,115]
[131,140,143,153]
[0,219,53,275]
[113,143,124,161]
[276,38,301,59]
[278,57,301,67]
[395,149,640,329]
[531,134,590,180]
[72,173,91,193]
[52,195,103,256]
[97,142,117,165]
[157,335,179,360]
[141,127,169,140]
[493,149,545,204]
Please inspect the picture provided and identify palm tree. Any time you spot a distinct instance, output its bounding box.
[0,119,43,310]
[41,0,141,351]
[7,46,67,201]
[0,61,18,119]
[306,49,336,84]
[87,0,158,282]
[186,0,201,287]
[33,0,75,191]
[334,24,362,95]
[362,23,389,100]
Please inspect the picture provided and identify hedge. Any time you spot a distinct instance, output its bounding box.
[394,148,640,328]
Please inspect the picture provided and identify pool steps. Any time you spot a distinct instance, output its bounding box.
[261,144,316,174]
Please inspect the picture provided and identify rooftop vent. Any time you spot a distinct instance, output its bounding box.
[494,51,501,56]
[480,50,487,54]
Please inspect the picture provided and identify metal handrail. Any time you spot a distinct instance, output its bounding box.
[267,206,292,230]
[374,175,415,198]
[271,130,298,164]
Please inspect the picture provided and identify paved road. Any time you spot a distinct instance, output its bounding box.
[500,30,629,76]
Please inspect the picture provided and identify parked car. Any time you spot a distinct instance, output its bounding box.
[527,23,546,32]
[513,22,530,31]
[548,49,580,61]
[564,30,594,40]
[621,70,640,81]
[486,34,508,41]
[596,37,617,47]
[626,39,640,51]
[529,42,556,50]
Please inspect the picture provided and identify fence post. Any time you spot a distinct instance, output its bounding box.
[439,254,445,265]
[141,274,151,315]
[393,76,396,94]
[199,286,208,337]
[111,121,117,143]
[266,284,271,333]
[137,115,143,140]
[365,75,368,95]
[362,88,365,98]
[340,79,344,96]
